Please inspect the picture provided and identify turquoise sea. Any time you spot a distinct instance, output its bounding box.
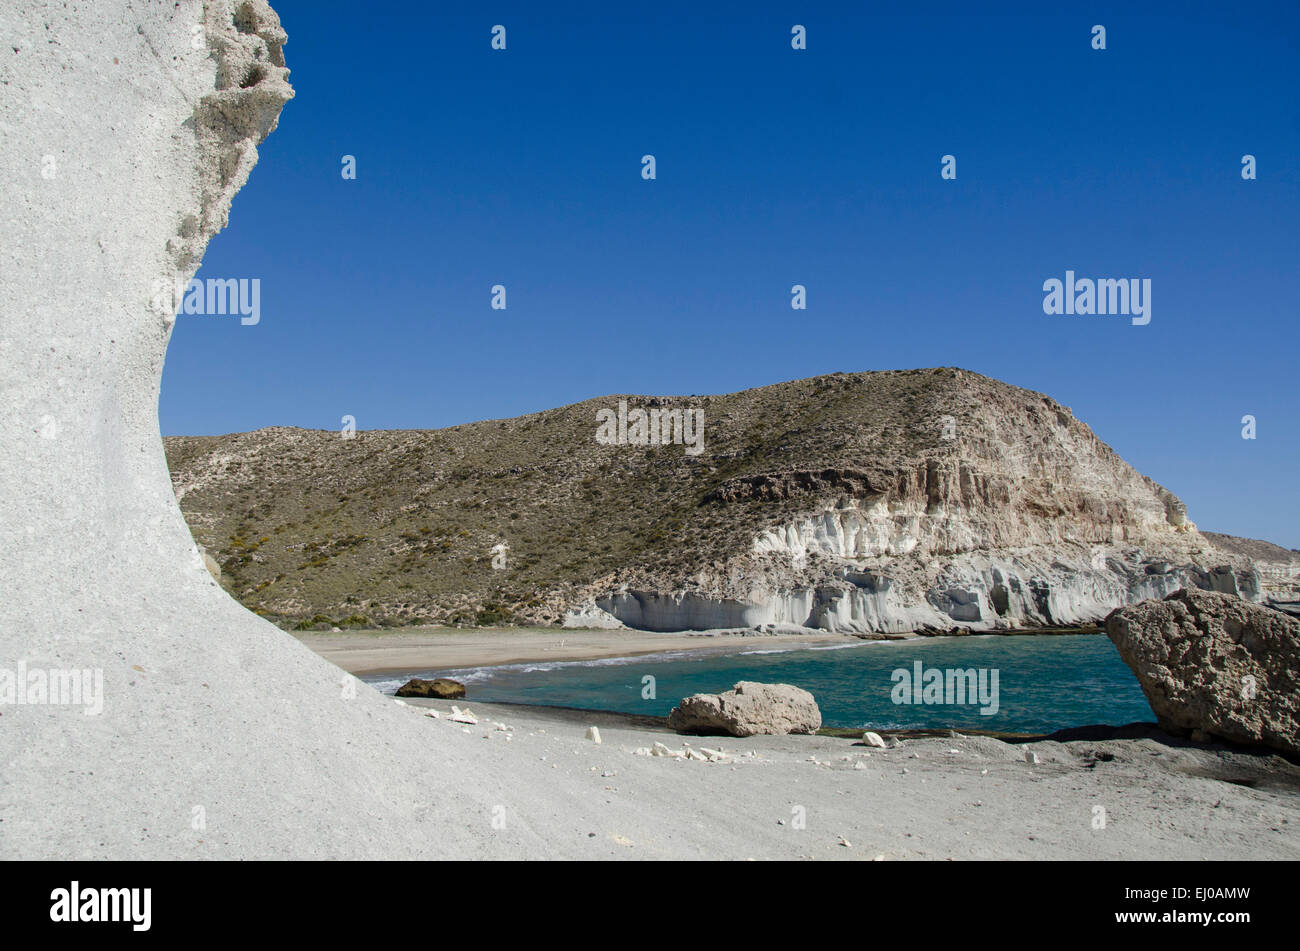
[364,633,1155,734]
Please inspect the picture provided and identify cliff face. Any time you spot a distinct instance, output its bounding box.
[0,1,559,860]
[588,372,1261,634]
[164,369,1296,634]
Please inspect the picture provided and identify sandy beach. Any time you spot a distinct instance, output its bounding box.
[361,694,1300,860]
[293,625,865,676]
[288,626,1300,860]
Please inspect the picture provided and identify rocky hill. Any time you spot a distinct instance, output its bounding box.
[165,368,1299,633]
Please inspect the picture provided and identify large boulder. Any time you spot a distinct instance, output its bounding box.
[667,681,821,736]
[1105,589,1300,756]
[396,678,466,700]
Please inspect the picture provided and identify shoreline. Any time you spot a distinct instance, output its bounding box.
[290,627,1300,860]
[293,626,868,677]
[292,623,1106,678]
[386,693,1169,745]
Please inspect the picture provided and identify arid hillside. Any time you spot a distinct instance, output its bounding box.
[166,369,1298,632]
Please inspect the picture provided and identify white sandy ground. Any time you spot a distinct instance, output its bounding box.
[297,628,1300,860]
[368,697,1300,860]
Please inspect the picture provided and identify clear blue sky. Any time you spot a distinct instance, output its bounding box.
[161,0,1300,548]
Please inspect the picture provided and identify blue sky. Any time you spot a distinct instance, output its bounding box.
[161,0,1300,547]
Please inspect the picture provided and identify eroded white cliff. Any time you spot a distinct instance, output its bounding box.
[591,423,1282,636]
[0,0,553,859]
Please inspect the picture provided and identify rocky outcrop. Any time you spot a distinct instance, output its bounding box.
[1105,590,1300,757]
[561,602,626,629]
[173,2,293,270]
[594,537,1269,636]
[395,678,466,700]
[0,0,567,860]
[667,682,822,736]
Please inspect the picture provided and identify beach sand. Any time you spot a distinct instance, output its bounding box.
[366,695,1300,860]
[293,625,863,676]
[291,626,1300,860]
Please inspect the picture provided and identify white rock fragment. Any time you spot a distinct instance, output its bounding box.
[863,731,888,749]
[449,706,478,725]
[585,726,602,744]
[1022,745,1040,765]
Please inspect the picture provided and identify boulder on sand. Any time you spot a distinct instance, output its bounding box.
[667,681,821,736]
[1105,588,1300,757]
[395,677,467,700]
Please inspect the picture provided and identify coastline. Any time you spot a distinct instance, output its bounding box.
[293,625,867,677]
[283,625,1300,860]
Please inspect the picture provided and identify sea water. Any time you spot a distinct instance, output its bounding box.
[364,633,1154,734]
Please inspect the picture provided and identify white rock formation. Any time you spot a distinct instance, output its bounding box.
[667,681,822,736]
[598,462,1282,636]
[0,0,549,859]
[562,602,626,629]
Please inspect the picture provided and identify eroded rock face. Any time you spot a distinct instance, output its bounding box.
[582,378,1294,635]
[1105,590,1300,757]
[0,1,556,860]
[667,681,822,736]
[598,544,1265,635]
[174,1,294,270]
